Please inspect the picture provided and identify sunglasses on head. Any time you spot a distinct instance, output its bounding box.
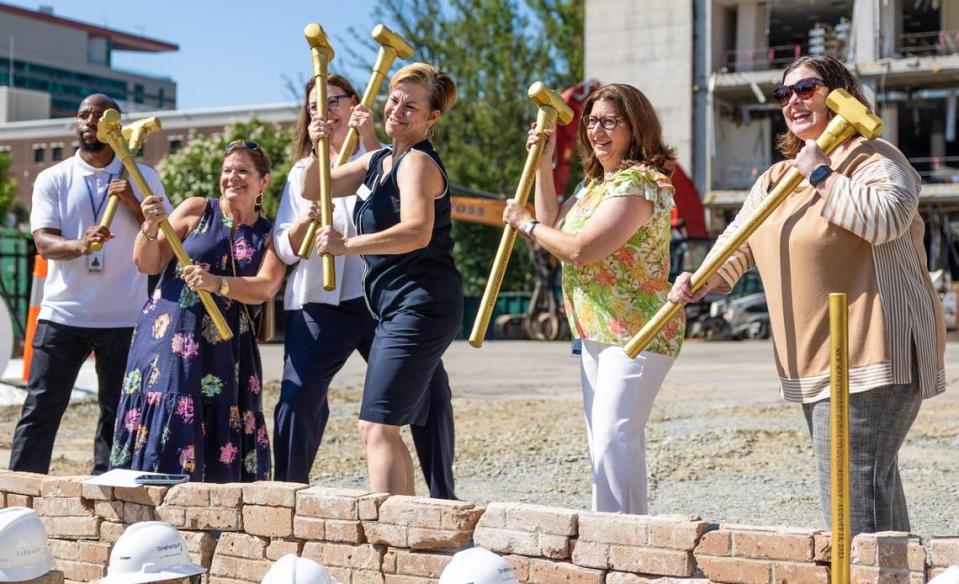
[773,77,827,107]
[225,140,260,153]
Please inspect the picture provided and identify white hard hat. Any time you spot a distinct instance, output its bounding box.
[261,554,335,584]
[930,566,959,584]
[101,521,205,584]
[0,507,54,582]
[439,547,518,584]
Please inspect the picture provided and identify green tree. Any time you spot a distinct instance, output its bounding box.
[157,119,294,219]
[344,0,584,295]
[0,152,19,225]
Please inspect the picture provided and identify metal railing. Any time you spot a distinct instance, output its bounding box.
[898,30,959,57]
[908,156,959,184]
[719,44,802,73]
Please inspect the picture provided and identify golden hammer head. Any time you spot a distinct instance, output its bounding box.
[826,88,883,140]
[121,116,161,150]
[372,24,414,60]
[528,82,574,126]
[95,109,123,144]
[304,23,335,60]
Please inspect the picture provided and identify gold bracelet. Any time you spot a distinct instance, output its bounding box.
[139,223,159,241]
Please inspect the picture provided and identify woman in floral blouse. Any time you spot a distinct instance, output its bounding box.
[109,141,285,482]
[504,84,685,514]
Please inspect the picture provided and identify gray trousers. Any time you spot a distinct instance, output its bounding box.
[802,377,922,536]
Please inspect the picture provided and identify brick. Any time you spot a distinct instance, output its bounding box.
[383,576,431,584]
[183,507,243,531]
[7,493,33,507]
[647,519,710,551]
[930,537,959,567]
[40,476,89,498]
[155,505,187,527]
[698,556,772,584]
[353,571,387,584]
[481,504,508,528]
[850,566,918,584]
[122,502,156,523]
[242,505,293,537]
[296,487,366,520]
[874,532,925,572]
[813,533,831,562]
[57,561,106,582]
[773,561,830,584]
[210,484,244,507]
[241,481,306,507]
[77,541,111,563]
[578,513,648,546]
[210,555,272,582]
[304,542,384,571]
[266,539,303,560]
[0,491,5,507]
[42,515,101,538]
[608,546,694,577]
[378,496,443,527]
[0,471,43,496]
[528,558,605,584]
[539,533,571,559]
[853,533,878,566]
[505,555,530,581]
[80,483,114,501]
[34,497,93,517]
[26,570,65,584]
[605,574,710,584]
[732,530,815,561]
[47,539,79,561]
[164,483,211,507]
[215,533,267,559]
[407,527,472,550]
[392,548,453,577]
[210,578,251,584]
[474,526,541,556]
[506,504,577,536]
[571,540,609,569]
[324,519,365,543]
[93,500,124,522]
[293,516,326,541]
[359,492,390,520]
[365,521,408,547]
[695,530,731,556]
[180,530,217,567]
[114,485,168,506]
[99,522,125,543]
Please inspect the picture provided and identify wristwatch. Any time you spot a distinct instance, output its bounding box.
[809,164,833,187]
[522,219,540,237]
[217,277,231,297]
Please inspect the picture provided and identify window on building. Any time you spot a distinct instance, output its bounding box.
[158,87,165,107]
[33,147,45,163]
[169,139,182,153]
[52,146,63,161]
[134,83,144,104]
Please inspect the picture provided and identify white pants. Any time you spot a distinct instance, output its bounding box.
[580,339,674,514]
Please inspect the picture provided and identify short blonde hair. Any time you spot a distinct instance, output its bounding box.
[389,63,457,114]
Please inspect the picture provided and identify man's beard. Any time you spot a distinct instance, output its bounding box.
[80,139,107,153]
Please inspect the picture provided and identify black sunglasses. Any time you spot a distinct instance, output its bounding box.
[773,77,827,107]
[225,140,260,153]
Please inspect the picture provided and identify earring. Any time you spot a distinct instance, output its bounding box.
[427,126,436,142]
[255,192,264,208]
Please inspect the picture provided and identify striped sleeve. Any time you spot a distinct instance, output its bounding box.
[703,177,764,294]
[820,158,919,245]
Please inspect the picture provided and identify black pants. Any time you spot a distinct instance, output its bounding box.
[273,299,456,498]
[9,320,133,474]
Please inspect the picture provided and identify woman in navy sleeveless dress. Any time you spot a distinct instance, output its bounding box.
[110,142,285,482]
[302,63,462,495]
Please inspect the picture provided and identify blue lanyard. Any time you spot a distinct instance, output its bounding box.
[85,173,114,223]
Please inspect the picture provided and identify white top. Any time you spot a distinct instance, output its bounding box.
[29,151,168,328]
[273,145,369,310]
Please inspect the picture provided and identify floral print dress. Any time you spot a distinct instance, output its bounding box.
[110,199,272,482]
[561,164,685,357]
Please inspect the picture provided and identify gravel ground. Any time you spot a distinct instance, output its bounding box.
[0,339,955,538]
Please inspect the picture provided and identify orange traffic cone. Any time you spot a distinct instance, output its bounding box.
[22,255,47,382]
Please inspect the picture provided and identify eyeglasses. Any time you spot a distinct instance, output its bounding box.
[773,77,827,107]
[583,115,622,131]
[225,140,260,153]
[309,95,353,114]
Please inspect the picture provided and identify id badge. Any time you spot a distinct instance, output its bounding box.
[570,337,582,357]
[356,183,372,201]
[87,249,105,274]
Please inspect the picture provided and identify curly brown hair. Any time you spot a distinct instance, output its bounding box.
[775,56,872,158]
[292,74,360,161]
[578,84,676,183]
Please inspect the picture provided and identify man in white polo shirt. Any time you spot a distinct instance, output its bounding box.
[9,93,168,474]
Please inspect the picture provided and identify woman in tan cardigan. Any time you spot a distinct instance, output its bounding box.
[671,56,946,535]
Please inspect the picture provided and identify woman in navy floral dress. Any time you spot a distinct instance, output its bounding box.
[110,142,285,482]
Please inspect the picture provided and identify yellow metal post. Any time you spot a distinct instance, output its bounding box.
[829,292,851,584]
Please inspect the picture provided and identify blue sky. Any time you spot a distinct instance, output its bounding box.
[9,0,380,109]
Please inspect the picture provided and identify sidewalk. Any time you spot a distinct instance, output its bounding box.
[0,358,97,407]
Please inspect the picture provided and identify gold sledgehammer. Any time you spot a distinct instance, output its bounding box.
[90,116,161,252]
[469,82,574,348]
[297,24,414,261]
[623,89,883,358]
[96,109,234,342]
